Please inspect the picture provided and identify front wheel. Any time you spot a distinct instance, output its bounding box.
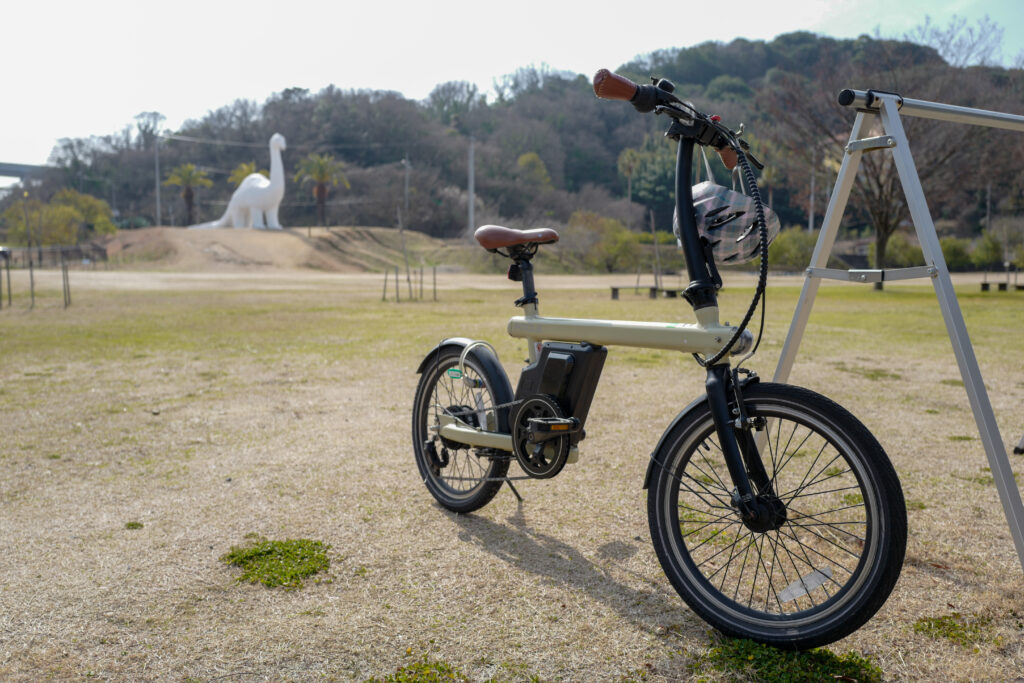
[647,382,906,649]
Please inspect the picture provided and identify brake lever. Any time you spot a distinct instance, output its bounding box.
[734,136,766,170]
[744,149,765,170]
[653,103,694,122]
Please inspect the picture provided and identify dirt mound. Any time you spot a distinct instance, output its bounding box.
[103,226,464,273]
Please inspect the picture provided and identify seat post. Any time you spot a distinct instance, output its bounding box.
[512,253,538,310]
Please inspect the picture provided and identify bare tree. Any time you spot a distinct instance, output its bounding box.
[759,17,1010,285]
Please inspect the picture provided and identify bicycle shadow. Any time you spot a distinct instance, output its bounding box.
[450,503,697,629]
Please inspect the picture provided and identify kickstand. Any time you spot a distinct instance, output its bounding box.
[1014,432,1024,455]
[505,479,524,502]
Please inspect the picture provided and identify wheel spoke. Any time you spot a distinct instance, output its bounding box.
[775,525,853,587]
[770,427,815,490]
[783,452,846,502]
[779,521,861,565]
[785,482,863,500]
[779,439,831,502]
[774,532,821,608]
[691,520,747,569]
[679,473,735,511]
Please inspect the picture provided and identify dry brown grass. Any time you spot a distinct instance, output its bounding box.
[1,268,1023,681]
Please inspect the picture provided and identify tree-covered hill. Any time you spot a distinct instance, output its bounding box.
[4,23,1023,271]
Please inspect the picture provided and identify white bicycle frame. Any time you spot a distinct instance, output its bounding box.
[437,300,744,451]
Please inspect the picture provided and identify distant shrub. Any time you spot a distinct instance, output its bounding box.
[940,237,972,271]
[764,227,846,271]
[869,231,920,268]
[971,230,1004,270]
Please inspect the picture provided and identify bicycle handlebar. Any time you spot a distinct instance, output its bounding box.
[592,69,638,101]
[592,67,771,361]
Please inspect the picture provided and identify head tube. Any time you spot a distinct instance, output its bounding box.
[674,138,719,310]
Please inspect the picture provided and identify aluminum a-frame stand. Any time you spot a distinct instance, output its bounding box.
[773,89,1024,573]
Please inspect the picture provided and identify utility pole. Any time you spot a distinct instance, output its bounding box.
[467,136,475,235]
[986,181,991,234]
[397,207,413,300]
[808,147,816,232]
[650,210,662,290]
[402,155,410,219]
[154,137,162,226]
[21,192,34,309]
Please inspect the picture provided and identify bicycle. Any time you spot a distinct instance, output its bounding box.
[412,69,907,649]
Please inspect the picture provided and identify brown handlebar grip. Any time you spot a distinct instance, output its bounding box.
[718,147,738,170]
[593,69,638,101]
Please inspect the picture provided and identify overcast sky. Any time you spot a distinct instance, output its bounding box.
[2,0,1021,187]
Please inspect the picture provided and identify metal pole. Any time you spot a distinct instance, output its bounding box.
[876,96,1024,569]
[838,89,1024,132]
[650,210,661,290]
[781,90,1024,573]
[62,259,70,308]
[433,265,436,301]
[395,267,400,303]
[397,208,412,300]
[467,136,475,235]
[808,147,816,232]
[381,269,388,301]
[774,113,868,384]
[155,137,162,226]
[402,156,410,219]
[5,258,10,307]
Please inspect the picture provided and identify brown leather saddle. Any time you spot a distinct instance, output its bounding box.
[474,224,559,252]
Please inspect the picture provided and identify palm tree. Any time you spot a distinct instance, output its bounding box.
[293,153,350,227]
[617,147,641,202]
[758,165,781,210]
[164,163,213,225]
[228,161,268,188]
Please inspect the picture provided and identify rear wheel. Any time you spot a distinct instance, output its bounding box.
[647,383,906,649]
[413,346,512,513]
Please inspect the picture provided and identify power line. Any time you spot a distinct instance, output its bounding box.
[160,133,406,152]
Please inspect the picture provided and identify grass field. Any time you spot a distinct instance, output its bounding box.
[2,268,1024,681]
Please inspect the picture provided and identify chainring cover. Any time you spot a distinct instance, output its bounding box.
[511,394,570,479]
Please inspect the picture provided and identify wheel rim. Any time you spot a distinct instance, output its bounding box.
[417,358,501,499]
[663,399,878,627]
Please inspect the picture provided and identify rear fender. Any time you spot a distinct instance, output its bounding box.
[416,337,515,432]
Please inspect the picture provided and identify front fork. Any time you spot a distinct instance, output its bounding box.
[705,365,773,521]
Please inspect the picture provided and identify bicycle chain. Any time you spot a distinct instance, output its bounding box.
[439,398,523,419]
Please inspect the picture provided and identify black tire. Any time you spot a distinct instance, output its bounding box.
[413,346,513,513]
[648,382,906,649]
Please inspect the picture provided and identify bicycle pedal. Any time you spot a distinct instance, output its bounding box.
[526,416,581,442]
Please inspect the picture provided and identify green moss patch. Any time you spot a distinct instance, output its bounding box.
[913,613,992,648]
[220,535,330,589]
[689,636,882,683]
[363,654,469,683]
[832,362,901,381]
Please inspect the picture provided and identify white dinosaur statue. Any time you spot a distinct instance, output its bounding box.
[191,133,287,229]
